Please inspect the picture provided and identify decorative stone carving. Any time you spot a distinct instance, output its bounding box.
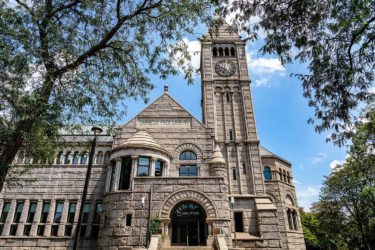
[160,189,217,219]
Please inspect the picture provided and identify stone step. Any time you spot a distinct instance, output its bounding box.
[160,247,213,250]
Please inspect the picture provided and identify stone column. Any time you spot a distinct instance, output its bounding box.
[105,164,112,192]
[163,162,169,177]
[131,156,138,190]
[150,157,157,177]
[45,200,56,236]
[58,200,69,236]
[2,200,16,236]
[113,158,122,191]
[16,199,29,236]
[30,199,43,236]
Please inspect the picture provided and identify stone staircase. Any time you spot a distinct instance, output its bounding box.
[160,247,213,250]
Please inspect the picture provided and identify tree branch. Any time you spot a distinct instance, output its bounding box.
[347,16,375,70]
[57,0,163,76]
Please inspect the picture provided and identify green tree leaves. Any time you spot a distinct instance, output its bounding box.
[221,0,374,146]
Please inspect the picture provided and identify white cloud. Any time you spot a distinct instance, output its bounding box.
[247,53,285,74]
[170,38,201,77]
[308,152,328,164]
[293,179,302,185]
[369,86,375,94]
[246,51,285,87]
[329,159,344,170]
[183,38,201,71]
[254,77,270,87]
[296,185,320,211]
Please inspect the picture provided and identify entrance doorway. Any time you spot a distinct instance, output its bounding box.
[171,201,207,246]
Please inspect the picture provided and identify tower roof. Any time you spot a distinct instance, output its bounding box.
[209,145,226,165]
[201,18,242,41]
[113,130,171,157]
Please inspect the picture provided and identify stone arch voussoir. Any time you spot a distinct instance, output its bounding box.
[159,189,217,219]
[174,143,203,160]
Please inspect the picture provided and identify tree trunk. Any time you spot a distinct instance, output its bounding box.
[0,75,56,193]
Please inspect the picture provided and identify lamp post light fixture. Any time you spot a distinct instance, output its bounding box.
[73,126,103,250]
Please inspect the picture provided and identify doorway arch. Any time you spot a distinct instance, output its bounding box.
[171,201,207,246]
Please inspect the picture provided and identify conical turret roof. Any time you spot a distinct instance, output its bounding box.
[209,145,226,165]
[113,131,171,157]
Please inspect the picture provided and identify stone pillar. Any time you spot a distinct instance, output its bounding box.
[16,200,29,236]
[150,157,157,177]
[58,200,69,236]
[2,200,16,236]
[30,199,43,236]
[163,162,169,177]
[45,200,56,236]
[105,164,112,192]
[113,158,122,191]
[131,156,138,190]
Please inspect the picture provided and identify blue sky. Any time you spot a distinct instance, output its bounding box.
[117,29,348,211]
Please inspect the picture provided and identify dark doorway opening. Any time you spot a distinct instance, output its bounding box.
[171,201,207,246]
[234,212,244,232]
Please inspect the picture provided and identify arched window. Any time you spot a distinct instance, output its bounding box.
[179,151,197,160]
[96,151,103,164]
[263,166,272,180]
[57,151,63,164]
[212,47,218,57]
[104,152,110,164]
[218,47,224,56]
[292,210,298,230]
[224,47,230,56]
[72,152,80,164]
[64,151,72,164]
[287,209,294,230]
[179,150,197,176]
[230,47,236,56]
[81,152,88,164]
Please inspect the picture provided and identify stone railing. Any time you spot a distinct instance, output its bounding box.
[215,235,229,250]
[148,235,161,250]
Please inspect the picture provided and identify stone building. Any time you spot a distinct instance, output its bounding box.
[0,23,305,249]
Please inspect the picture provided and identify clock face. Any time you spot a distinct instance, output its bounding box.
[215,60,236,76]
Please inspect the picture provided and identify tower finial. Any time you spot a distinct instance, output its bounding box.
[164,83,168,92]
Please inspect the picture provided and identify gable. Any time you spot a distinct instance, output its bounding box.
[120,93,206,129]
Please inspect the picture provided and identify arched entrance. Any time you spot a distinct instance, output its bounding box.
[171,201,207,246]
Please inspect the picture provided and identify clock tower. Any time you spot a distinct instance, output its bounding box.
[200,22,266,196]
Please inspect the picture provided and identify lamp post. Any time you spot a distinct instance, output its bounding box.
[73,126,103,250]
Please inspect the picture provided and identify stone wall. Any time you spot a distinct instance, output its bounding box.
[98,177,231,249]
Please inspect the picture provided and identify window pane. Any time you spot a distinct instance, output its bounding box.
[264,166,272,180]
[138,157,149,166]
[54,201,64,223]
[155,161,163,176]
[137,166,149,176]
[14,202,24,223]
[72,153,80,164]
[81,153,88,164]
[189,166,197,176]
[1,202,11,223]
[179,166,188,176]
[27,202,37,223]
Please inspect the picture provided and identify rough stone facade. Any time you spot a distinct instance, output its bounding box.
[0,22,305,249]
